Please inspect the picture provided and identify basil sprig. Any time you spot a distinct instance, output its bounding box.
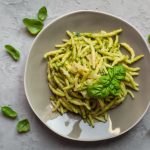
[23,6,47,35]
[87,65,126,98]
[5,45,20,61]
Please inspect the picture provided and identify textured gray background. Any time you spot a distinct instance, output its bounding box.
[0,0,150,150]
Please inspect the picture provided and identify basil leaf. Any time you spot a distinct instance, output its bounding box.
[75,32,80,37]
[87,65,126,98]
[111,78,120,87]
[23,18,44,35]
[113,65,126,80]
[38,6,47,22]
[87,81,111,98]
[1,106,17,119]
[101,87,110,97]
[17,119,30,133]
[108,68,114,78]
[100,75,110,85]
[87,84,103,97]
[5,45,20,61]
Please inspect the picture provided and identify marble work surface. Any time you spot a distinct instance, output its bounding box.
[0,0,150,149]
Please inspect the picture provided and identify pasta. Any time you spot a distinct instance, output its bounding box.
[44,29,144,127]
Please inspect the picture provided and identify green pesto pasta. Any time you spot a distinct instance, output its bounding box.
[44,29,144,127]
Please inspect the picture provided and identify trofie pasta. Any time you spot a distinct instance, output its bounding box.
[44,29,144,127]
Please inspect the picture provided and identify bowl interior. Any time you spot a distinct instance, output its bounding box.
[25,11,150,141]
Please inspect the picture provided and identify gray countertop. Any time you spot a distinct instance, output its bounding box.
[0,0,150,149]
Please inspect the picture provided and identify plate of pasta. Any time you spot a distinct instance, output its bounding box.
[25,10,150,141]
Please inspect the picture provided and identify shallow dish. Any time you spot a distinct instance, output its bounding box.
[24,10,150,141]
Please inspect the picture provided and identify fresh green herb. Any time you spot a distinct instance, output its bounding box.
[23,6,47,35]
[5,45,20,61]
[23,18,44,35]
[75,32,80,37]
[148,34,150,43]
[38,6,47,22]
[87,65,126,98]
[17,119,30,133]
[1,106,17,119]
